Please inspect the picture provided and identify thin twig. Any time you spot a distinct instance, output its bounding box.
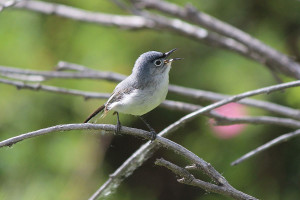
[0,0,24,12]
[1,63,300,120]
[2,77,300,129]
[231,129,300,166]
[56,61,93,71]
[168,85,300,120]
[138,10,249,54]
[158,80,300,140]
[213,115,300,129]
[0,78,110,100]
[139,0,300,79]
[0,65,126,81]
[155,158,256,200]
[7,0,300,80]
[10,0,261,69]
[0,124,148,148]
[0,123,257,200]
[14,0,155,29]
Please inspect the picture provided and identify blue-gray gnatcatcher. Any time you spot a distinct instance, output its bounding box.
[84,48,181,140]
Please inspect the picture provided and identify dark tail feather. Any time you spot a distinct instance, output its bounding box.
[84,105,105,123]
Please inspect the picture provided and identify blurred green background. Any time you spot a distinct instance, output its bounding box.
[1,0,300,199]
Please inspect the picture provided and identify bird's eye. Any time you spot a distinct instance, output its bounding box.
[154,59,162,66]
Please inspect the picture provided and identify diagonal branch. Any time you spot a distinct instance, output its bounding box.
[168,85,300,120]
[0,65,126,81]
[11,0,155,29]
[137,11,249,55]
[9,0,264,69]
[155,158,255,200]
[0,78,110,99]
[231,129,300,166]
[0,0,24,12]
[0,124,149,148]
[6,0,300,81]
[2,66,300,198]
[2,77,300,129]
[139,0,300,79]
[0,123,257,200]
[1,63,300,120]
[89,79,300,199]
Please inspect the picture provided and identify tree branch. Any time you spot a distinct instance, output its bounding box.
[1,0,299,198]
[12,0,155,29]
[231,129,300,166]
[2,62,300,120]
[214,115,300,129]
[2,77,300,129]
[0,123,257,200]
[2,64,300,198]
[89,79,300,199]
[168,85,300,120]
[0,65,126,81]
[155,158,256,200]
[9,0,269,70]
[139,0,300,79]
[0,0,24,12]
[0,78,110,100]
[137,10,249,55]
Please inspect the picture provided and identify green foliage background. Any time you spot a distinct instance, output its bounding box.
[1,0,300,199]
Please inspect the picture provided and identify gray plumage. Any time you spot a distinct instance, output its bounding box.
[84,49,180,124]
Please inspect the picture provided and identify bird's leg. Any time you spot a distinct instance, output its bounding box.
[139,115,156,141]
[113,111,121,135]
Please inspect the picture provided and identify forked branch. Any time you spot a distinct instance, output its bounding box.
[0,123,257,200]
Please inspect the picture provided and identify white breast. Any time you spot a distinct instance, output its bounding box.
[110,71,169,115]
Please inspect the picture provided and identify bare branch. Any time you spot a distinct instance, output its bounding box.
[213,115,300,129]
[56,61,93,72]
[0,78,110,100]
[1,63,300,120]
[12,0,154,29]
[10,1,256,65]
[155,158,257,200]
[139,0,300,79]
[0,0,24,12]
[7,0,300,79]
[2,77,300,129]
[0,123,257,200]
[89,79,300,199]
[2,65,300,198]
[0,65,126,81]
[2,1,299,198]
[185,163,198,170]
[159,80,300,139]
[138,11,249,55]
[231,129,300,166]
[0,124,149,148]
[168,85,300,120]
[163,100,300,129]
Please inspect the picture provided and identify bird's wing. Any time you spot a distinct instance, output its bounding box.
[105,86,135,109]
[105,76,137,109]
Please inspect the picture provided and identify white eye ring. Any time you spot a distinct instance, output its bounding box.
[154,59,162,66]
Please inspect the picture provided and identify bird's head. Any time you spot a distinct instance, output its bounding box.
[132,48,182,77]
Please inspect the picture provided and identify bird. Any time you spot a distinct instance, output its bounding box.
[84,48,181,140]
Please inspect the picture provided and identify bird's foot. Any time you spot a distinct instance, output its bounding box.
[150,130,157,141]
[113,111,122,135]
[115,119,122,135]
[115,121,122,135]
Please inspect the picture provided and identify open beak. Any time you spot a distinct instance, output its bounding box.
[163,48,177,57]
[164,57,183,64]
[163,48,183,64]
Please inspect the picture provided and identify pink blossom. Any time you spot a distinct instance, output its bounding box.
[209,103,247,139]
